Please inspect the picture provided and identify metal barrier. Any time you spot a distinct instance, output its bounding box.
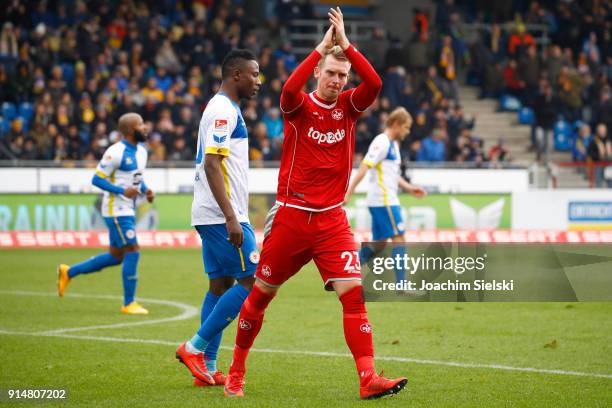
[551,161,612,188]
[286,19,382,56]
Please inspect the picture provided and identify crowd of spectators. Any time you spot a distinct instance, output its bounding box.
[464,0,611,171]
[0,0,480,166]
[0,0,610,173]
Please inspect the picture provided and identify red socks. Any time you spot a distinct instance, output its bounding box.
[230,284,375,385]
[339,286,375,384]
[230,285,275,373]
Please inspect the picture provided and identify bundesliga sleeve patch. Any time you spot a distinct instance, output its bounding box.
[214,119,228,131]
[212,118,229,145]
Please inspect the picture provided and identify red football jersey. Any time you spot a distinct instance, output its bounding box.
[276,47,381,211]
[278,90,361,210]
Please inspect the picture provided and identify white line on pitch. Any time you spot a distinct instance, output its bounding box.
[0,290,198,334]
[0,330,610,380]
[1,290,611,380]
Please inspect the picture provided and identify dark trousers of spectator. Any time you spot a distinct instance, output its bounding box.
[594,166,612,188]
[561,105,581,123]
[534,126,552,162]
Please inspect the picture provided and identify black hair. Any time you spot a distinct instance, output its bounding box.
[221,49,257,79]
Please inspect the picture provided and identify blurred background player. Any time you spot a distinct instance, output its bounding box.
[345,107,427,285]
[57,113,154,315]
[175,50,261,387]
[224,8,407,400]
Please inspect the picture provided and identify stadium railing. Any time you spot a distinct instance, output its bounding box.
[286,19,382,57]
[551,161,612,188]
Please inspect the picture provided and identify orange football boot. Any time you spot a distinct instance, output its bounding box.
[223,371,245,397]
[193,371,226,386]
[359,370,408,400]
[175,342,214,384]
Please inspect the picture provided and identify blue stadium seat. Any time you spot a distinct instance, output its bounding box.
[61,63,75,82]
[0,117,8,136]
[2,102,17,121]
[18,102,34,121]
[553,120,573,151]
[518,107,534,125]
[499,94,522,112]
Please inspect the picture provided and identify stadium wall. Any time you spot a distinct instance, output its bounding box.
[0,190,611,246]
[0,168,529,194]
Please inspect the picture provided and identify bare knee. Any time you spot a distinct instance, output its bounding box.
[109,246,125,262]
[237,275,256,291]
[124,244,139,253]
[333,280,362,298]
[254,279,278,296]
[208,276,234,296]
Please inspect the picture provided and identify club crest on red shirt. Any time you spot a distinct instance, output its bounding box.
[331,109,344,120]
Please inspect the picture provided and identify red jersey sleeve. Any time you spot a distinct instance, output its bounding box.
[344,44,382,114]
[280,50,322,116]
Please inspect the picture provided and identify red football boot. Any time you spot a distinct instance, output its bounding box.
[175,342,214,384]
[359,370,408,400]
[224,371,245,397]
[193,371,226,386]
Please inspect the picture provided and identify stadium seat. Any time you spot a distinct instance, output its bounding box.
[553,120,573,151]
[1,102,17,121]
[18,102,34,121]
[61,63,75,82]
[0,117,8,136]
[499,95,522,112]
[518,107,534,125]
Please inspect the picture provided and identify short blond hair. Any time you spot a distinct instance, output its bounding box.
[317,45,349,68]
[386,107,412,127]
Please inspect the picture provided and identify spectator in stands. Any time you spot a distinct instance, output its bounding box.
[544,45,564,87]
[451,127,472,162]
[587,124,612,187]
[148,132,166,161]
[412,8,429,43]
[418,128,447,162]
[0,64,14,102]
[5,117,25,143]
[483,60,504,98]
[438,35,457,101]
[167,137,193,161]
[489,138,511,163]
[51,134,68,162]
[142,78,164,105]
[484,23,507,62]
[573,124,591,162]
[533,81,558,159]
[519,45,541,98]
[557,65,584,121]
[582,32,601,65]
[503,59,525,100]
[594,86,612,131]
[420,65,445,107]
[508,23,535,58]
[262,107,283,142]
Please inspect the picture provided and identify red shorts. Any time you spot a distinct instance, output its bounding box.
[255,204,361,290]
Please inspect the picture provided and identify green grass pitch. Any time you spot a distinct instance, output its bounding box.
[0,248,610,407]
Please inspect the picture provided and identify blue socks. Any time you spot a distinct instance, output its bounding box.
[200,291,222,370]
[190,284,250,354]
[68,253,121,278]
[121,252,140,306]
[391,245,406,283]
[68,251,140,307]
